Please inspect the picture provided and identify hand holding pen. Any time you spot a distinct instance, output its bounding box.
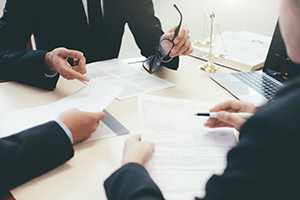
[203,100,256,131]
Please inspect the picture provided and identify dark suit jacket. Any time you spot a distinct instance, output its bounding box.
[104,77,300,200]
[0,121,74,193]
[0,0,178,90]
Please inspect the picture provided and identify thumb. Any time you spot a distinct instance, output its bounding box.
[217,111,246,130]
[96,112,106,121]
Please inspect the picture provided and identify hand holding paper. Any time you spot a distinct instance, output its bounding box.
[57,109,106,144]
[0,78,125,142]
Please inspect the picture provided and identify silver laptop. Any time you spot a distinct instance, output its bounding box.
[210,21,300,107]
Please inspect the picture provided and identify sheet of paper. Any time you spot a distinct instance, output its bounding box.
[138,95,238,200]
[0,78,125,141]
[85,59,176,100]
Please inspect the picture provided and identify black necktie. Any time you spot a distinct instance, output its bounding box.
[87,0,106,61]
[87,0,104,34]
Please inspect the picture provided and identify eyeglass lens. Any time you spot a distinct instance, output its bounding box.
[143,4,183,74]
[159,39,174,57]
[143,55,161,73]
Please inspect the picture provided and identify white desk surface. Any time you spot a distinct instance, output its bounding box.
[0,56,237,200]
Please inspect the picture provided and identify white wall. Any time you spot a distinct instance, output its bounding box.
[0,0,280,59]
[0,0,4,13]
[120,0,281,59]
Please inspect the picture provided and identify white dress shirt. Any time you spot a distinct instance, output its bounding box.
[82,0,105,24]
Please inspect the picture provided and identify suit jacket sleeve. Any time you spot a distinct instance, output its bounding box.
[196,80,300,200]
[104,163,165,200]
[0,0,59,90]
[126,0,179,70]
[0,121,74,192]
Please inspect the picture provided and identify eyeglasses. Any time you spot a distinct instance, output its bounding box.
[143,4,183,74]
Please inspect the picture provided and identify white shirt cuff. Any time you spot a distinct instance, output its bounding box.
[54,119,73,144]
[44,70,58,78]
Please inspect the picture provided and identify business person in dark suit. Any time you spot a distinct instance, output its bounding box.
[0,0,192,90]
[0,108,105,193]
[104,0,300,199]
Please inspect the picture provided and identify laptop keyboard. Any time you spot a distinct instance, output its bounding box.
[232,71,284,99]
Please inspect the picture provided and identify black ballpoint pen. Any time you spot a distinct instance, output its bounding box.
[196,112,253,119]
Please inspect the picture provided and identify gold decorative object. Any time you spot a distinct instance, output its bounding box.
[193,14,211,48]
[197,12,228,73]
[202,22,228,61]
[199,12,219,72]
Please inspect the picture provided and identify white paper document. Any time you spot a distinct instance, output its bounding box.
[138,95,238,200]
[0,78,126,141]
[85,59,176,100]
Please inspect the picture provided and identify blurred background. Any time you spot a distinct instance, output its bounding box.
[0,0,280,59]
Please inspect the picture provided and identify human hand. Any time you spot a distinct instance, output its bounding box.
[57,108,105,144]
[122,135,155,167]
[45,47,90,82]
[204,100,256,131]
[161,25,193,57]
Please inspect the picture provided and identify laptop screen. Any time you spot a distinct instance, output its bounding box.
[263,20,300,83]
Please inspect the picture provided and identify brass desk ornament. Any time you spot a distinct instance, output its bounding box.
[193,13,211,48]
[197,12,228,73]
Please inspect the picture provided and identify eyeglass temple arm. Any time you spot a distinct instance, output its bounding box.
[173,4,183,38]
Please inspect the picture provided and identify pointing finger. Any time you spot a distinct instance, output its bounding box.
[60,66,90,82]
